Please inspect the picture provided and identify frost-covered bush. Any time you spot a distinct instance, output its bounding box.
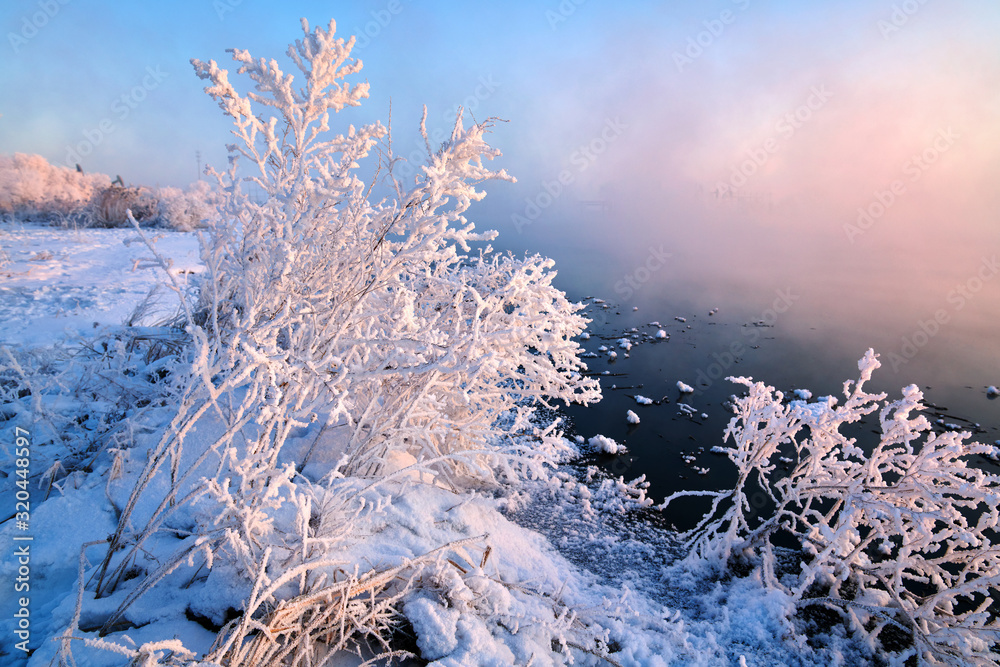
[0,152,110,221]
[154,180,223,231]
[184,16,599,487]
[91,184,159,227]
[0,152,221,229]
[665,349,1000,665]
[66,17,600,664]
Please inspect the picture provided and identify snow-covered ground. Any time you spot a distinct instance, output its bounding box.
[0,223,892,665]
[0,223,201,347]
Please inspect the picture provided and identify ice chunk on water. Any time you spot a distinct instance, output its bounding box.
[589,434,623,454]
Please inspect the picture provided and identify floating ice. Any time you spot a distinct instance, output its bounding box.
[588,434,623,454]
[677,381,694,393]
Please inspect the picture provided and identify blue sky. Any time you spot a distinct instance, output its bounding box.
[2,0,999,246]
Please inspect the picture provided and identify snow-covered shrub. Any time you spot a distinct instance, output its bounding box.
[70,17,599,663]
[185,16,599,486]
[664,349,1000,665]
[0,152,110,222]
[0,152,220,229]
[92,183,220,229]
[154,180,223,231]
[91,184,159,227]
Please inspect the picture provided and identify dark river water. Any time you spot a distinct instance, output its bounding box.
[486,193,1000,522]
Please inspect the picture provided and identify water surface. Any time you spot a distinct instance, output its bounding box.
[487,192,1000,518]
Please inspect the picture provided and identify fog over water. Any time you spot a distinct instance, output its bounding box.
[462,4,1000,467]
[498,180,1000,504]
[459,2,1000,500]
[484,144,1000,500]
